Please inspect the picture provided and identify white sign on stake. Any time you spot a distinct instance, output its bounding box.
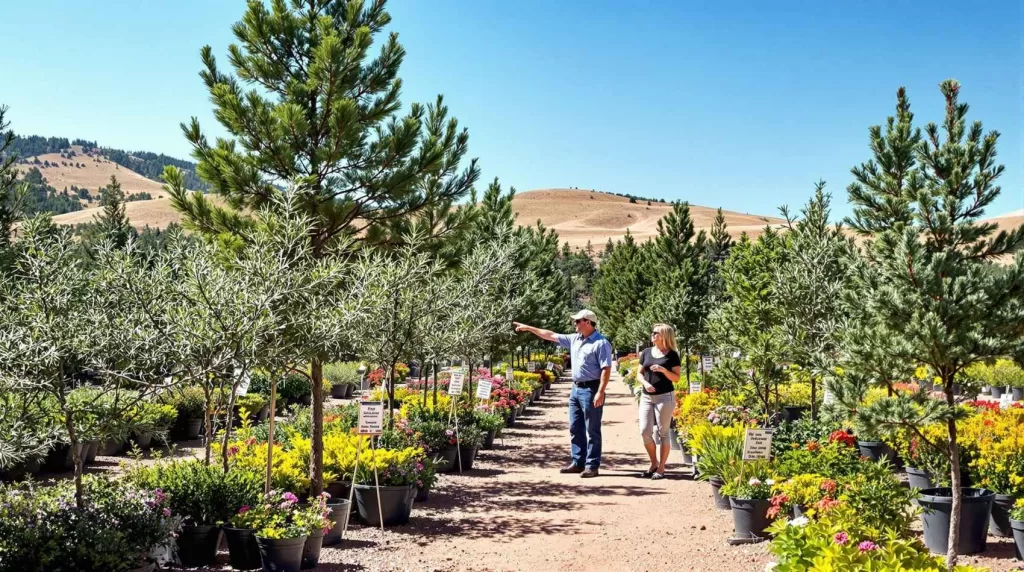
[742,429,773,461]
[506,367,515,383]
[527,362,536,373]
[546,362,555,371]
[235,367,251,396]
[701,356,714,372]
[689,381,703,394]
[476,379,493,400]
[357,401,384,435]
[448,371,465,396]
[1000,392,1013,410]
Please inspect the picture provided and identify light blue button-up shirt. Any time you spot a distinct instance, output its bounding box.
[556,331,613,383]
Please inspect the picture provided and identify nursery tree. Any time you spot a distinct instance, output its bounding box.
[0,218,167,507]
[843,81,1024,570]
[170,0,479,495]
[709,228,789,417]
[592,231,652,346]
[0,106,26,261]
[775,184,852,419]
[93,175,131,249]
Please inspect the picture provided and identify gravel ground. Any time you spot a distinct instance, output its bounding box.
[125,374,1024,571]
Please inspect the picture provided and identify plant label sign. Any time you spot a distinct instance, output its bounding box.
[1000,393,1013,409]
[742,429,773,461]
[546,362,555,371]
[701,356,714,372]
[476,379,493,400]
[357,401,384,435]
[689,381,702,394]
[527,362,537,373]
[235,367,250,396]
[506,367,515,383]
[448,371,465,396]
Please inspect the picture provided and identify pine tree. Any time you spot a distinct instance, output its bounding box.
[842,81,1024,570]
[0,106,26,258]
[166,0,479,495]
[93,175,131,249]
[706,208,734,263]
[709,228,788,417]
[775,182,851,419]
[592,231,651,345]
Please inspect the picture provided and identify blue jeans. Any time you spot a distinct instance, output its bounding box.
[568,385,603,469]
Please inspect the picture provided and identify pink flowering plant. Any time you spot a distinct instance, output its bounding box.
[765,504,952,571]
[241,491,331,539]
[720,462,775,500]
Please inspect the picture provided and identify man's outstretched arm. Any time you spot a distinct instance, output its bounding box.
[513,322,560,343]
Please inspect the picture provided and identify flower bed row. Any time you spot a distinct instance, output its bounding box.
[0,363,560,572]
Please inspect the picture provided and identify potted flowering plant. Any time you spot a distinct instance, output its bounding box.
[245,491,329,572]
[1010,499,1024,560]
[414,457,439,502]
[474,409,505,449]
[721,464,776,540]
[224,504,263,571]
[353,446,425,526]
[770,474,833,518]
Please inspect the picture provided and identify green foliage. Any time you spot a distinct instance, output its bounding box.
[771,417,839,457]
[161,386,206,420]
[323,362,362,387]
[125,458,262,526]
[0,476,174,572]
[278,373,312,401]
[592,231,652,345]
[91,175,131,249]
[774,440,862,480]
[473,410,505,433]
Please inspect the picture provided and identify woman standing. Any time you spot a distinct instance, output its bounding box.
[636,323,682,479]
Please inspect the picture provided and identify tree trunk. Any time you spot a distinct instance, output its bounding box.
[222,381,239,473]
[432,362,439,409]
[64,411,85,509]
[203,387,214,465]
[265,377,278,495]
[685,345,692,383]
[946,379,962,572]
[422,360,429,407]
[387,361,397,430]
[810,373,818,421]
[309,359,325,495]
[468,358,474,406]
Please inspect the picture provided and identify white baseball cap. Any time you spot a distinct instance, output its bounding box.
[571,309,598,323]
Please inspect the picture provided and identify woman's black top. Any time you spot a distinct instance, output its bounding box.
[639,347,681,395]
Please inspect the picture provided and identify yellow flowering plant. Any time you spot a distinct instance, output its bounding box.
[968,408,1024,497]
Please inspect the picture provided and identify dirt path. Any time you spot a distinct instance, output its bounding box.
[325,372,772,571]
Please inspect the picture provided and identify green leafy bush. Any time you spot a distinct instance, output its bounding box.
[235,393,268,415]
[279,373,312,401]
[323,362,362,387]
[774,439,861,480]
[160,386,206,420]
[0,476,174,572]
[473,410,505,433]
[132,402,178,435]
[124,459,262,526]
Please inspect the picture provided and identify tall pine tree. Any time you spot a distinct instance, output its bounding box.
[842,81,1024,570]
[94,175,131,249]
[166,0,479,495]
[0,106,25,260]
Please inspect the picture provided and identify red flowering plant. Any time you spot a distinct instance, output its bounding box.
[967,400,1000,413]
[367,367,385,387]
[827,430,857,448]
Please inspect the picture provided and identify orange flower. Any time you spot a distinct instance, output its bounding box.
[806,441,820,452]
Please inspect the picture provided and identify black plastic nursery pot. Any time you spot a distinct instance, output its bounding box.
[224,526,262,571]
[176,524,222,568]
[857,441,894,464]
[178,418,203,440]
[918,488,994,555]
[42,443,73,473]
[905,467,935,491]
[133,432,153,451]
[455,446,478,472]
[435,446,460,473]
[781,406,808,423]
[330,384,348,399]
[415,484,430,503]
[300,529,324,569]
[355,484,415,527]
[991,386,1006,399]
[1012,519,1024,560]
[709,476,731,510]
[505,411,517,427]
[990,494,1015,538]
[325,480,348,500]
[256,536,306,572]
[668,428,682,451]
[483,429,497,450]
[730,498,772,540]
[1014,388,1024,402]
[323,499,352,546]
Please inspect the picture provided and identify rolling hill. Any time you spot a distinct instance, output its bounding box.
[19,146,168,203]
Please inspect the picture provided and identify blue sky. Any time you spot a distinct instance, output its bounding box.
[3,0,1021,219]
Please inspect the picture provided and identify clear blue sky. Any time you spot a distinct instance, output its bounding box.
[3,0,1021,219]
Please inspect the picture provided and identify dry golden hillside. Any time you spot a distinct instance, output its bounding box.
[51,197,190,229]
[512,188,785,250]
[19,146,167,203]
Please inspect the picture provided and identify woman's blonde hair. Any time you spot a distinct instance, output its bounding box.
[652,323,678,353]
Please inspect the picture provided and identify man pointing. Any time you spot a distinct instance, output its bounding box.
[514,310,613,478]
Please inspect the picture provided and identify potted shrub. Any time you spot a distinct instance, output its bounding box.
[162,386,206,440]
[324,362,360,399]
[778,381,813,423]
[474,410,504,450]
[721,467,775,540]
[124,459,263,568]
[918,487,994,555]
[353,447,423,526]
[772,474,831,518]
[968,408,1024,538]
[1010,499,1024,560]
[132,402,178,450]
[691,424,744,510]
[244,491,328,572]
[224,504,263,571]
[414,457,438,503]
[453,424,484,472]
[236,393,270,422]
[298,493,332,569]
[989,359,1024,402]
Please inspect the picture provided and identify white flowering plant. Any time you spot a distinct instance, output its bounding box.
[720,462,775,500]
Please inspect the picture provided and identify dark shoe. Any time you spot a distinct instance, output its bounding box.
[559,464,584,474]
[581,468,599,478]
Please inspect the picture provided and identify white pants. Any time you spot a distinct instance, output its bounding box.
[639,391,675,446]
